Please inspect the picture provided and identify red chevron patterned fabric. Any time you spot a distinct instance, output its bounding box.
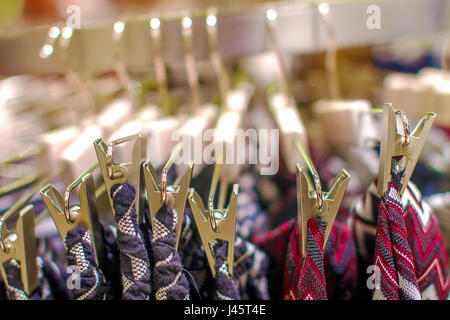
[323,218,358,300]
[269,218,357,300]
[373,162,421,299]
[292,217,328,300]
[403,187,450,299]
[255,219,295,272]
[353,157,449,300]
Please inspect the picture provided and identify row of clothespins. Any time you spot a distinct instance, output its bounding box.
[0,97,437,297]
[0,7,440,298]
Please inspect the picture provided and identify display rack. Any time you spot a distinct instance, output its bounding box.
[0,0,448,77]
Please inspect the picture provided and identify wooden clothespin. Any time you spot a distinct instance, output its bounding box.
[377,103,436,196]
[0,205,38,296]
[187,162,238,277]
[143,142,193,250]
[295,141,350,257]
[94,134,147,224]
[40,169,104,266]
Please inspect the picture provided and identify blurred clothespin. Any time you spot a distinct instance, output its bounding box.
[149,16,171,116]
[0,146,42,197]
[265,8,308,173]
[181,15,200,114]
[296,141,350,257]
[312,2,379,151]
[0,161,63,295]
[0,205,38,296]
[206,8,229,108]
[384,69,450,128]
[172,13,220,177]
[96,19,137,138]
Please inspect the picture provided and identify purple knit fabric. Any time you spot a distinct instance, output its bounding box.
[64,226,107,300]
[151,206,190,300]
[178,209,212,299]
[111,182,151,300]
[4,257,51,300]
[213,239,240,300]
[41,258,72,300]
[100,223,122,300]
[236,171,270,242]
[37,236,66,266]
[178,208,270,300]
[233,236,270,300]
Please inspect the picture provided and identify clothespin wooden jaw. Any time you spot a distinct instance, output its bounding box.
[0,205,38,296]
[377,103,436,196]
[40,172,104,266]
[142,160,193,250]
[187,184,238,278]
[296,163,350,258]
[94,134,147,224]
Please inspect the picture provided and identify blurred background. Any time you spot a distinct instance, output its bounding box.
[0,0,449,257]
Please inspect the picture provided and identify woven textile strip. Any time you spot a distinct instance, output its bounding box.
[111,183,151,300]
[213,239,240,300]
[323,219,358,300]
[41,259,72,300]
[236,171,270,242]
[100,223,122,300]
[178,209,210,299]
[255,219,294,272]
[353,181,450,300]
[403,186,450,299]
[4,257,52,300]
[177,207,270,300]
[259,217,357,300]
[283,217,328,300]
[151,206,190,300]
[373,157,421,300]
[233,236,270,300]
[64,226,107,300]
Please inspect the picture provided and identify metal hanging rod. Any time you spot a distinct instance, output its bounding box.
[0,0,448,77]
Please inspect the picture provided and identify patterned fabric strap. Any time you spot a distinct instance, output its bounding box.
[178,209,270,300]
[64,226,107,300]
[41,259,72,300]
[4,256,52,300]
[151,205,190,300]
[296,217,328,300]
[213,239,241,300]
[111,183,151,300]
[255,220,294,272]
[236,171,270,242]
[352,179,450,300]
[323,218,358,300]
[405,191,450,299]
[373,157,421,300]
[100,223,122,300]
[233,236,270,300]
